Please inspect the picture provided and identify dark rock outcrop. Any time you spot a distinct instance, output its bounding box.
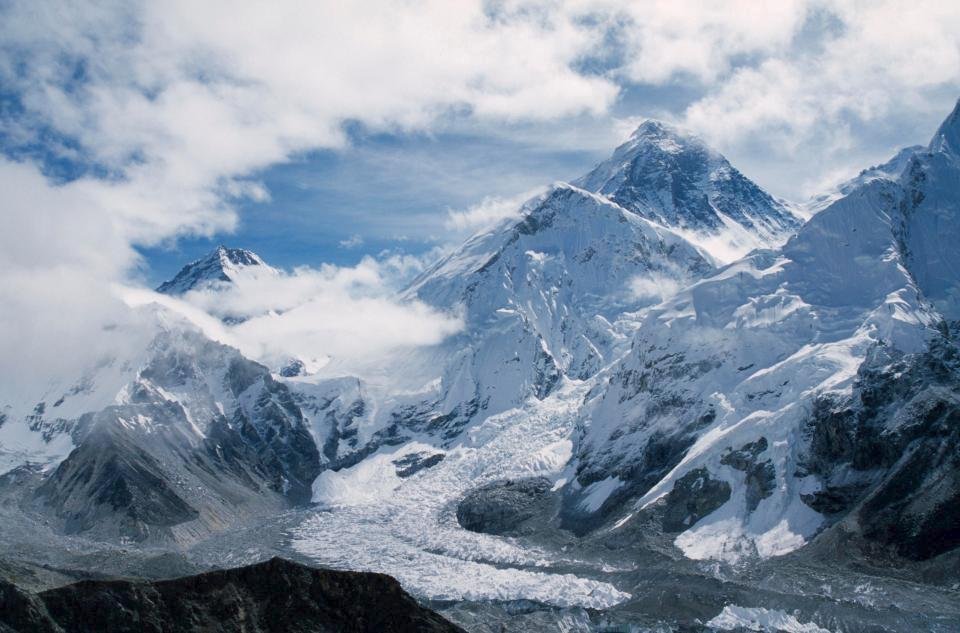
[456,477,553,535]
[279,359,306,377]
[660,468,731,533]
[0,558,464,633]
[801,331,960,560]
[35,417,200,540]
[393,452,445,478]
[720,437,775,512]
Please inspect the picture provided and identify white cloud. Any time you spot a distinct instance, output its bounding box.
[445,187,546,233]
[628,273,683,304]
[339,234,364,249]
[676,1,960,197]
[0,0,623,279]
[0,0,617,384]
[602,0,809,84]
[132,251,463,374]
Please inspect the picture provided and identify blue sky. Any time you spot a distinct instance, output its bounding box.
[137,80,959,286]
[135,83,712,284]
[137,122,607,284]
[2,1,960,289]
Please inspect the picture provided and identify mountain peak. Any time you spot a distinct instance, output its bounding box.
[212,244,266,268]
[630,119,673,137]
[627,119,709,152]
[574,119,799,263]
[156,246,270,295]
[929,96,960,158]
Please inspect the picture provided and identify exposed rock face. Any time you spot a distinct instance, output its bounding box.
[0,558,464,633]
[279,359,306,377]
[575,120,800,259]
[720,438,775,512]
[456,477,553,535]
[801,332,960,560]
[660,468,731,533]
[35,419,200,540]
[393,452,445,478]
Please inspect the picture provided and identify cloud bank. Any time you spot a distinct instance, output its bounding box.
[124,252,462,376]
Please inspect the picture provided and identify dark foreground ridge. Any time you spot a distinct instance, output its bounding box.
[0,557,464,633]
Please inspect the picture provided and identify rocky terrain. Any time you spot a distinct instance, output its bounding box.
[0,557,463,633]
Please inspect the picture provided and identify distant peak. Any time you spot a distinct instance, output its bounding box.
[156,245,269,295]
[929,96,960,157]
[627,119,706,147]
[211,245,265,267]
[572,115,799,261]
[631,119,679,136]
[631,119,671,135]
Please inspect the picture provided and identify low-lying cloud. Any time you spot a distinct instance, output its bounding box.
[445,187,546,234]
[126,252,462,375]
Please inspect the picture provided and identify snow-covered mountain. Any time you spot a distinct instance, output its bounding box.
[564,97,960,563]
[574,120,802,262]
[0,306,320,545]
[305,125,790,468]
[402,184,712,427]
[157,245,275,295]
[3,103,960,630]
[803,144,925,215]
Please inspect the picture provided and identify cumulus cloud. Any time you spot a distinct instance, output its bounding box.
[0,0,623,279]
[0,0,617,385]
[676,1,960,196]
[605,0,809,84]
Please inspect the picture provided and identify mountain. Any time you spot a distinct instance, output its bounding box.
[401,184,712,426]
[156,246,274,295]
[0,558,464,633]
[804,145,924,215]
[563,98,960,563]
[574,120,801,262]
[303,125,793,471]
[930,96,960,158]
[1,311,321,545]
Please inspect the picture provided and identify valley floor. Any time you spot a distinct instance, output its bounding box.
[4,382,958,633]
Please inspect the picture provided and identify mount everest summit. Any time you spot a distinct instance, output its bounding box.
[2,102,960,631]
[156,246,275,296]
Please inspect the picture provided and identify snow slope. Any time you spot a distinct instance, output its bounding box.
[405,184,712,421]
[289,121,820,605]
[571,99,960,563]
[293,122,802,473]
